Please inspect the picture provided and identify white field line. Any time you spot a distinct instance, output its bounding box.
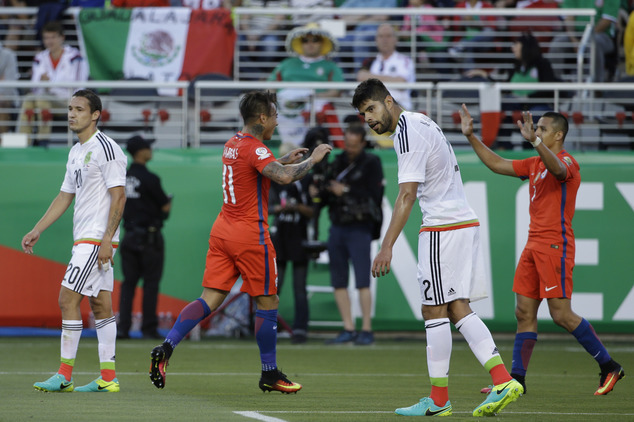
[234,411,289,422]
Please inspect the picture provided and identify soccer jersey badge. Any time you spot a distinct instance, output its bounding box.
[255,147,271,160]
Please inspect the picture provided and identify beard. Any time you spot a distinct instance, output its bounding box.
[373,110,393,135]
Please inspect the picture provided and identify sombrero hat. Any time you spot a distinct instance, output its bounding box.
[286,23,338,57]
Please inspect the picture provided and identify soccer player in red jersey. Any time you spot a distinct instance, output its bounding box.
[149,91,332,394]
[460,104,625,396]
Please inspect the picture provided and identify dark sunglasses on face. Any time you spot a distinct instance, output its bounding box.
[301,37,322,43]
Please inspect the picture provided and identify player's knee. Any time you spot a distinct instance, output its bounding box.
[515,306,535,324]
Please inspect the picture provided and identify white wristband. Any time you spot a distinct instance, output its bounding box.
[530,137,542,148]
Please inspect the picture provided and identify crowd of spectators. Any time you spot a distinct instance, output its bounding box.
[0,1,631,143]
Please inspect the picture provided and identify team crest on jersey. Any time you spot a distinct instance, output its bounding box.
[83,151,93,165]
[255,147,271,160]
[563,156,573,166]
[540,169,548,179]
[131,30,180,68]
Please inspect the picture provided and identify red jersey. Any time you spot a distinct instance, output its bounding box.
[512,150,580,258]
[210,132,277,244]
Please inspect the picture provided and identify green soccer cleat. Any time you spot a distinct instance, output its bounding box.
[34,373,74,392]
[473,378,523,417]
[74,376,120,392]
[395,397,452,416]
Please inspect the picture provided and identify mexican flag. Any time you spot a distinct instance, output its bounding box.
[75,7,236,83]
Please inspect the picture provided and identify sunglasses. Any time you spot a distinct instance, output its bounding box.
[301,37,322,43]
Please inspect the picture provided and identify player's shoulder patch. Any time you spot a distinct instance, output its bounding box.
[562,156,573,166]
[255,147,272,160]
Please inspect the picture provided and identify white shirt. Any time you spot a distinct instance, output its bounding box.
[61,131,127,243]
[368,51,415,110]
[31,45,89,99]
[390,111,478,229]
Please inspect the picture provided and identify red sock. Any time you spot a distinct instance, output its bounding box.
[430,385,449,406]
[58,362,73,381]
[490,363,513,386]
[101,369,116,382]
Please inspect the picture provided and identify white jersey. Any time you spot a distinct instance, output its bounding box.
[368,51,415,110]
[31,45,89,99]
[60,130,127,244]
[390,111,478,229]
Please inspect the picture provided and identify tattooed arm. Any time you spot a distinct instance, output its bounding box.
[98,185,126,270]
[263,143,333,185]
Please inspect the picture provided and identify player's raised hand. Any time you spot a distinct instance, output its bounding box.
[311,143,333,163]
[459,103,474,137]
[21,229,40,254]
[517,110,537,143]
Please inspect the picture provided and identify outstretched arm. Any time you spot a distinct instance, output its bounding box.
[460,104,517,177]
[371,181,418,278]
[262,144,332,185]
[22,191,74,254]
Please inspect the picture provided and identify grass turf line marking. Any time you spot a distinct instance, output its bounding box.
[234,411,289,422]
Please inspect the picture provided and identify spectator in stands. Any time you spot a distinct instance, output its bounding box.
[549,0,619,82]
[448,0,499,68]
[466,32,558,148]
[268,23,345,148]
[337,0,397,70]
[17,21,88,146]
[111,0,169,6]
[0,41,19,134]
[357,23,415,111]
[468,32,557,104]
[238,0,289,80]
[401,0,448,70]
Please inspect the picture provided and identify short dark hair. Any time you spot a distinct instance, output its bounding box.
[542,111,569,141]
[239,90,278,125]
[42,21,64,36]
[352,78,391,110]
[72,89,102,114]
[72,89,102,124]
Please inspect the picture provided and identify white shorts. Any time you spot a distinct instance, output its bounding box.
[417,226,488,306]
[61,243,115,297]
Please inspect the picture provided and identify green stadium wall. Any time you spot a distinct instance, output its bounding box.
[1,147,633,333]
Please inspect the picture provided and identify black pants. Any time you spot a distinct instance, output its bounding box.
[118,230,164,335]
[277,259,309,332]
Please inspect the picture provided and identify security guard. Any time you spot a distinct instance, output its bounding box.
[118,136,172,339]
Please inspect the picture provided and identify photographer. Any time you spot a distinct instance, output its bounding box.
[315,124,384,345]
[118,136,172,339]
[269,144,316,345]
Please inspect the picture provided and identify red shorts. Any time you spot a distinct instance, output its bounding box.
[513,248,574,300]
[202,235,278,297]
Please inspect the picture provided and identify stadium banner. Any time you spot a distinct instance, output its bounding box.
[1,149,633,333]
[75,7,236,83]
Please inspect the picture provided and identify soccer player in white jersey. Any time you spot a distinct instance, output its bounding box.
[351,79,523,417]
[22,89,127,393]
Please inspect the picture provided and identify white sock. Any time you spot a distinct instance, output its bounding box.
[425,318,452,380]
[95,317,117,365]
[455,312,500,367]
[60,320,83,361]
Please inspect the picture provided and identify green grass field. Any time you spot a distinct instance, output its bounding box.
[1,335,632,421]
